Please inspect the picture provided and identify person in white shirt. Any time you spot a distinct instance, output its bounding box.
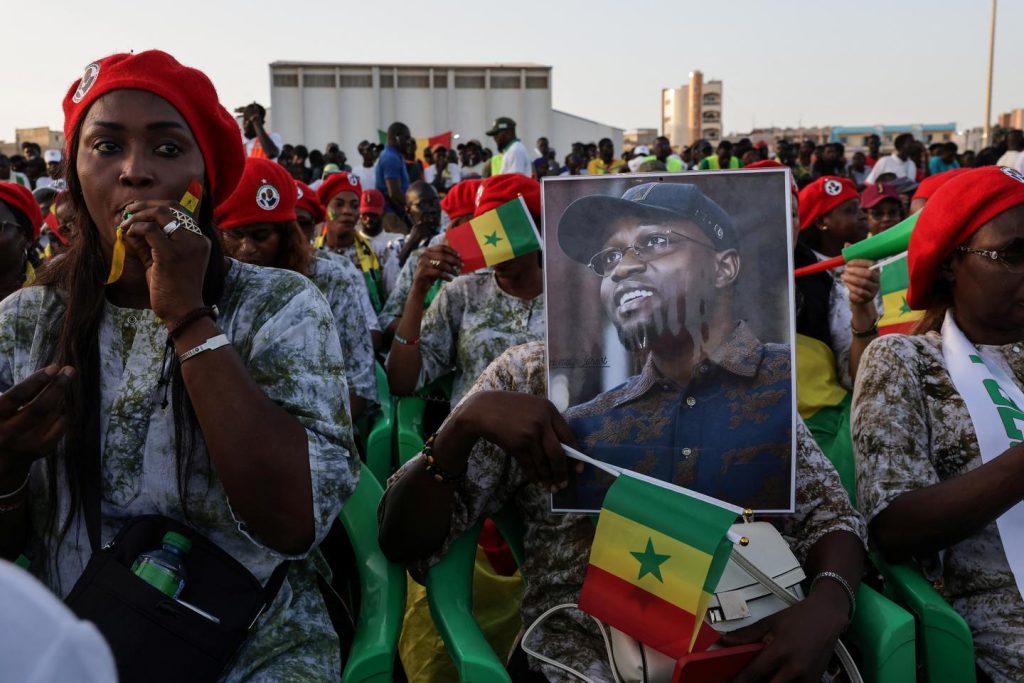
[0,559,117,682]
[236,102,283,160]
[33,150,66,191]
[424,145,462,191]
[351,140,378,191]
[485,117,532,177]
[997,129,1023,169]
[865,133,917,184]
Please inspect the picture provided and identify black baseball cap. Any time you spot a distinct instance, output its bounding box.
[485,117,516,136]
[557,182,737,264]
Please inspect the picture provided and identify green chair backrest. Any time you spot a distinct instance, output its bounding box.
[338,473,407,682]
[364,362,395,483]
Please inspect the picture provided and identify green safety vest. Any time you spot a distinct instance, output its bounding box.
[700,155,741,170]
[643,155,685,172]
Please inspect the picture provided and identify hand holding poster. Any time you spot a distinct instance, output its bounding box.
[543,170,798,513]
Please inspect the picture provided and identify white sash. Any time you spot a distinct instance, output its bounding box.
[942,311,1024,599]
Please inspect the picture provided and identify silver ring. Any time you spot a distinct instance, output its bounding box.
[162,220,180,236]
[168,207,202,236]
[429,258,442,267]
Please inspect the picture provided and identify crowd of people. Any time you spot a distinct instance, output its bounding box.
[1,48,1024,683]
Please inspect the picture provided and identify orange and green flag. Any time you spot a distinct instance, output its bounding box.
[444,197,541,273]
[878,253,923,335]
[578,472,738,657]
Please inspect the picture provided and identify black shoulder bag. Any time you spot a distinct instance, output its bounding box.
[64,454,290,683]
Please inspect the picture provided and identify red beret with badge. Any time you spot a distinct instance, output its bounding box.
[475,174,541,222]
[908,166,1024,309]
[214,158,297,230]
[62,50,244,208]
[294,180,324,224]
[797,176,859,231]
[317,172,362,207]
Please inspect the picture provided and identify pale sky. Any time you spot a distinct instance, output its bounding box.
[4,0,1021,146]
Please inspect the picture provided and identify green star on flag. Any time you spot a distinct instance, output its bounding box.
[484,231,502,247]
[631,537,671,582]
[900,296,911,315]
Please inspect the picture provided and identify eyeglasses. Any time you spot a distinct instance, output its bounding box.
[957,239,1024,273]
[587,230,714,277]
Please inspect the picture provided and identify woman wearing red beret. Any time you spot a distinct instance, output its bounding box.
[215,157,377,420]
[853,166,1024,682]
[0,183,43,301]
[0,51,355,681]
[387,173,546,405]
[797,176,881,389]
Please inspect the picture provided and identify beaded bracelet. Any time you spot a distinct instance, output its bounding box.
[168,305,219,339]
[394,332,420,346]
[422,432,465,485]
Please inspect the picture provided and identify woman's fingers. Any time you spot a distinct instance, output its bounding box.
[0,366,60,419]
[541,425,569,489]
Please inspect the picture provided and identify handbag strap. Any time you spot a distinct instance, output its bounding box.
[729,547,864,683]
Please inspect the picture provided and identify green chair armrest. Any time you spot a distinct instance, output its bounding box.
[395,396,428,466]
[845,583,917,683]
[339,474,407,683]
[426,521,513,683]
[872,553,975,683]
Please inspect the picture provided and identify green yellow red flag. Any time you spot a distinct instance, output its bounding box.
[444,197,541,272]
[578,471,739,657]
[878,253,923,335]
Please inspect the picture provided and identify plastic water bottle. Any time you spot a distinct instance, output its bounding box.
[130,531,191,598]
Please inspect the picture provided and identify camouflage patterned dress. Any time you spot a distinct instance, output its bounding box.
[417,271,544,404]
[0,259,358,682]
[853,331,1024,683]
[383,341,865,682]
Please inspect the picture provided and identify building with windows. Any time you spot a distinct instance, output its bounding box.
[268,61,622,157]
[0,127,65,157]
[829,123,957,153]
[998,109,1024,131]
[661,71,722,149]
[623,128,658,150]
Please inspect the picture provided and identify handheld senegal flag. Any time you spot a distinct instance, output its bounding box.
[877,252,924,335]
[794,210,918,278]
[578,469,740,657]
[445,196,541,273]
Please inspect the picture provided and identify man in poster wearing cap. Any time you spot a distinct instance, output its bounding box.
[485,117,532,178]
[552,182,794,512]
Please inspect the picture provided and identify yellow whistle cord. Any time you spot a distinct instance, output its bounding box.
[23,260,35,286]
[105,227,125,285]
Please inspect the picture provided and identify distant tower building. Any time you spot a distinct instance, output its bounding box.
[660,70,723,150]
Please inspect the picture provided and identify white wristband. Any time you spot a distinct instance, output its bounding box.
[178,334,230,363]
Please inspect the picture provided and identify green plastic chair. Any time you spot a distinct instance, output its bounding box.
[364,362,395,484]
[873,554,976,683]
[395,374,454,466]
[338,473,407,682]
[805,399,976,683]
[426,504,913,683]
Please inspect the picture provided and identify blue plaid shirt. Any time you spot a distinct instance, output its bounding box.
[554,322,794,512]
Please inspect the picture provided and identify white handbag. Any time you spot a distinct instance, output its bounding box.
[522,521,862,683]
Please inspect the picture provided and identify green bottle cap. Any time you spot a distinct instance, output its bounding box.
[162,531,192,553]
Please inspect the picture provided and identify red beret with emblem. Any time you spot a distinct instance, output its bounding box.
[797,176,859,231]
[317,172,362,207]
[62,50,244,208]
[294,180,324,224]
[908,166,1024,310]
[213,158,297,230]
[475,174,541,222]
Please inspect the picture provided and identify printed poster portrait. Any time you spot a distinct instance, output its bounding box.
[543,170,797,514]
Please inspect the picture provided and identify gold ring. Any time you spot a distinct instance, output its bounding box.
[429,258,442,267]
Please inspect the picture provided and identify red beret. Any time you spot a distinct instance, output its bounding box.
[797,176,859,230]
[0,182,43,239]
[214,158,297,230]
[742,160,798,196]
[360,189,385,215]
[62,51,244,209]
[475,174,541,222]
[440,179,482,221]
[294,180,324,224]
[911,167,972,203]
[908,166,1024,310]
[317,172,362,207]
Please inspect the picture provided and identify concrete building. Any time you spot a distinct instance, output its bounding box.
[830,123,957,154]
[727,126,833,147]
[268,61,622,157]
[623,128,658,150]
[0,127,66,157]
[661,71,723,149]
[998,108,1024,131]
